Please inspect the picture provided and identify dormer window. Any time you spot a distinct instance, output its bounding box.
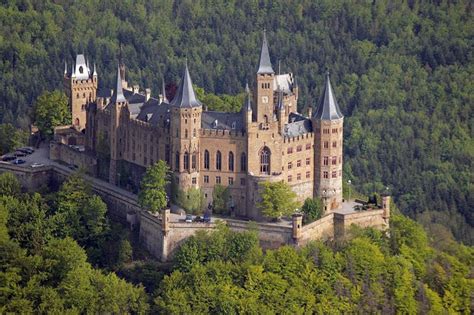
[79,66,83,74]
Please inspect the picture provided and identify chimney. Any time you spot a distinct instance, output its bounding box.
[145,88,151,102]
[132,85,139,94]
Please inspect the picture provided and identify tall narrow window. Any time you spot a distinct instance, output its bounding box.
[175,152,180,171]
[240,153,247,172]
[216,151,222,170]
[193,128,196,137]
[184,152,189,170]
[204,150,210,169]
[260,146,271,174]
[185,129,188,138]
[192,152,196,170]
[323,157,329,166]
[228,152,234,171]
[165,145,170,164]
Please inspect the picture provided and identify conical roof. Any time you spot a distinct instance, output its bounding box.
[170,63,202,108]
[314,73,343,120]
[162,77,168,103]
[111,64,126,103]
[244,82,252,112]
[257,31,274,74]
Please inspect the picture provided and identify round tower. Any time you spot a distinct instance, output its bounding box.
[312,73,344,213]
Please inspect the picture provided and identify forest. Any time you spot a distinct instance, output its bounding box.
[1,172,472,313]
[0,0,472,245]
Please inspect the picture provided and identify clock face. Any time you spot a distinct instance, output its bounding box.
[262,96,269,104]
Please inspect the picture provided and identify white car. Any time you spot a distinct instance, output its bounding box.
[31,163,44,168]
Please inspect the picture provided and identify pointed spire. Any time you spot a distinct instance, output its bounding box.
[64,60,67,75]
[314,72,343,120]
[93,63,97,76]
[245,82,252,112]
[71,62,76,77]
[277,84,284,110]
[162,76,168,103]
[111,64,126,104]
[257,30,274,74]
[170,62,202,108]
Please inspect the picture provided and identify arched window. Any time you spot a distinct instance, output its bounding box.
[74,118,80,126]
[175,152,180,171]
[216,151,222,170]
[260,147,271,174]
[79,66,83,74]
[240,153,247,172]
[204,150,210,169]
[264,115,269,124]
[191,152,196,170]
[184,152,189,170]
[228,151,234,171]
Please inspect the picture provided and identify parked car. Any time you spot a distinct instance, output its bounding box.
[68,164,78,170]
[185,214,193,223]
[193,216,203,223]
[203,212,211,223]
[2,155,16,161]
[12,159,26,165]
[31,163,44,168]
[17,147,34,154]
[14,151,27,157]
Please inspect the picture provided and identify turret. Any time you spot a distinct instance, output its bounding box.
[255,30,275,127]
[313,72,344,212]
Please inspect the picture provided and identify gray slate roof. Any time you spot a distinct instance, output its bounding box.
[314,73,343,120]
[202,111,244,131]
[170,64,202,108]
[110,65,126,103]
[257,31,274,74]
[284,113,313,137]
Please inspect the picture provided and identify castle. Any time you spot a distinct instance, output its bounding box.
[58,33,344,220]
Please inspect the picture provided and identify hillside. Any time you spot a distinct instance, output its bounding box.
[0,0,472,243]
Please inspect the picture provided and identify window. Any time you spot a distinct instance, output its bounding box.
[204,175,209,183]
[228,152,234,171]
[287,147,293,154]
[332,156,337,165]
[297,145,302,152]
[332,128,338,133]
[323,156,329,166]
[165,145,170,163]
[324,142,329,149]
[240,153,247,172]
[306,171,311,178]
[288,162,293,170]
[260,146,271,174]
[192,177,197,184]
[175,152,180,171]
[306,158,310,165]
[288,175,292,182]
[332,141,337,148]
[240,178,246,186]
[185,129,188,138]
[184,152,189,170]
[176,129,179,137]
[306,143,311,150]
[297,160,301,167]
[323,128,330,134]
[216,176,221,184]
[204,150,210,169]
[193,128,196,137]
[192,153,197,169]
[297,173,301,181]
[323,171,329,179]
[332,171,337,178]
[216,151,222,170]
[228,177,234,185]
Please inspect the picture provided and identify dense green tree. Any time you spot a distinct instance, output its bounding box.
[258,181,299,220]
[0,124,28,155]
[177,187,204,214]
[32,90,70,137]
[138,160,170,214]
[0,172,21,197]
[212,184,230,214]
[301,197,324,224]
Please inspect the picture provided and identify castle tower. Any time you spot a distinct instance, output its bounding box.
[109,64,128,185]
[169,62,202,191]
[312,73,344,213]
[255,30,275,127]
[64,54,98,131]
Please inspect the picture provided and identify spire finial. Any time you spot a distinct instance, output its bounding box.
[111,63,126,103]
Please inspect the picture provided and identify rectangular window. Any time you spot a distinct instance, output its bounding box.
[297,160,301,167]
[297,173,301,181]
[288,175,292,182]
[306,158,310,165]
[240,178,246,186]
[287,147,293,154]
[297,145,302,152]
[323,128,330,134]
[323,171,329,179]
[204,175,209,183]
[216,176,221,184]
[332,171,337,178]
[332,156,337,165]
[228,177,234,185]
[324,142,329,149]
[323,156,329,166]
[306,143,311,150]
[288,162,293,170]
[332,141,337,148]
[306,171,311,178]
[192,177,197,185]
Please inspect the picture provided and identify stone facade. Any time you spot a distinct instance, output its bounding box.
[63,34,346,219]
